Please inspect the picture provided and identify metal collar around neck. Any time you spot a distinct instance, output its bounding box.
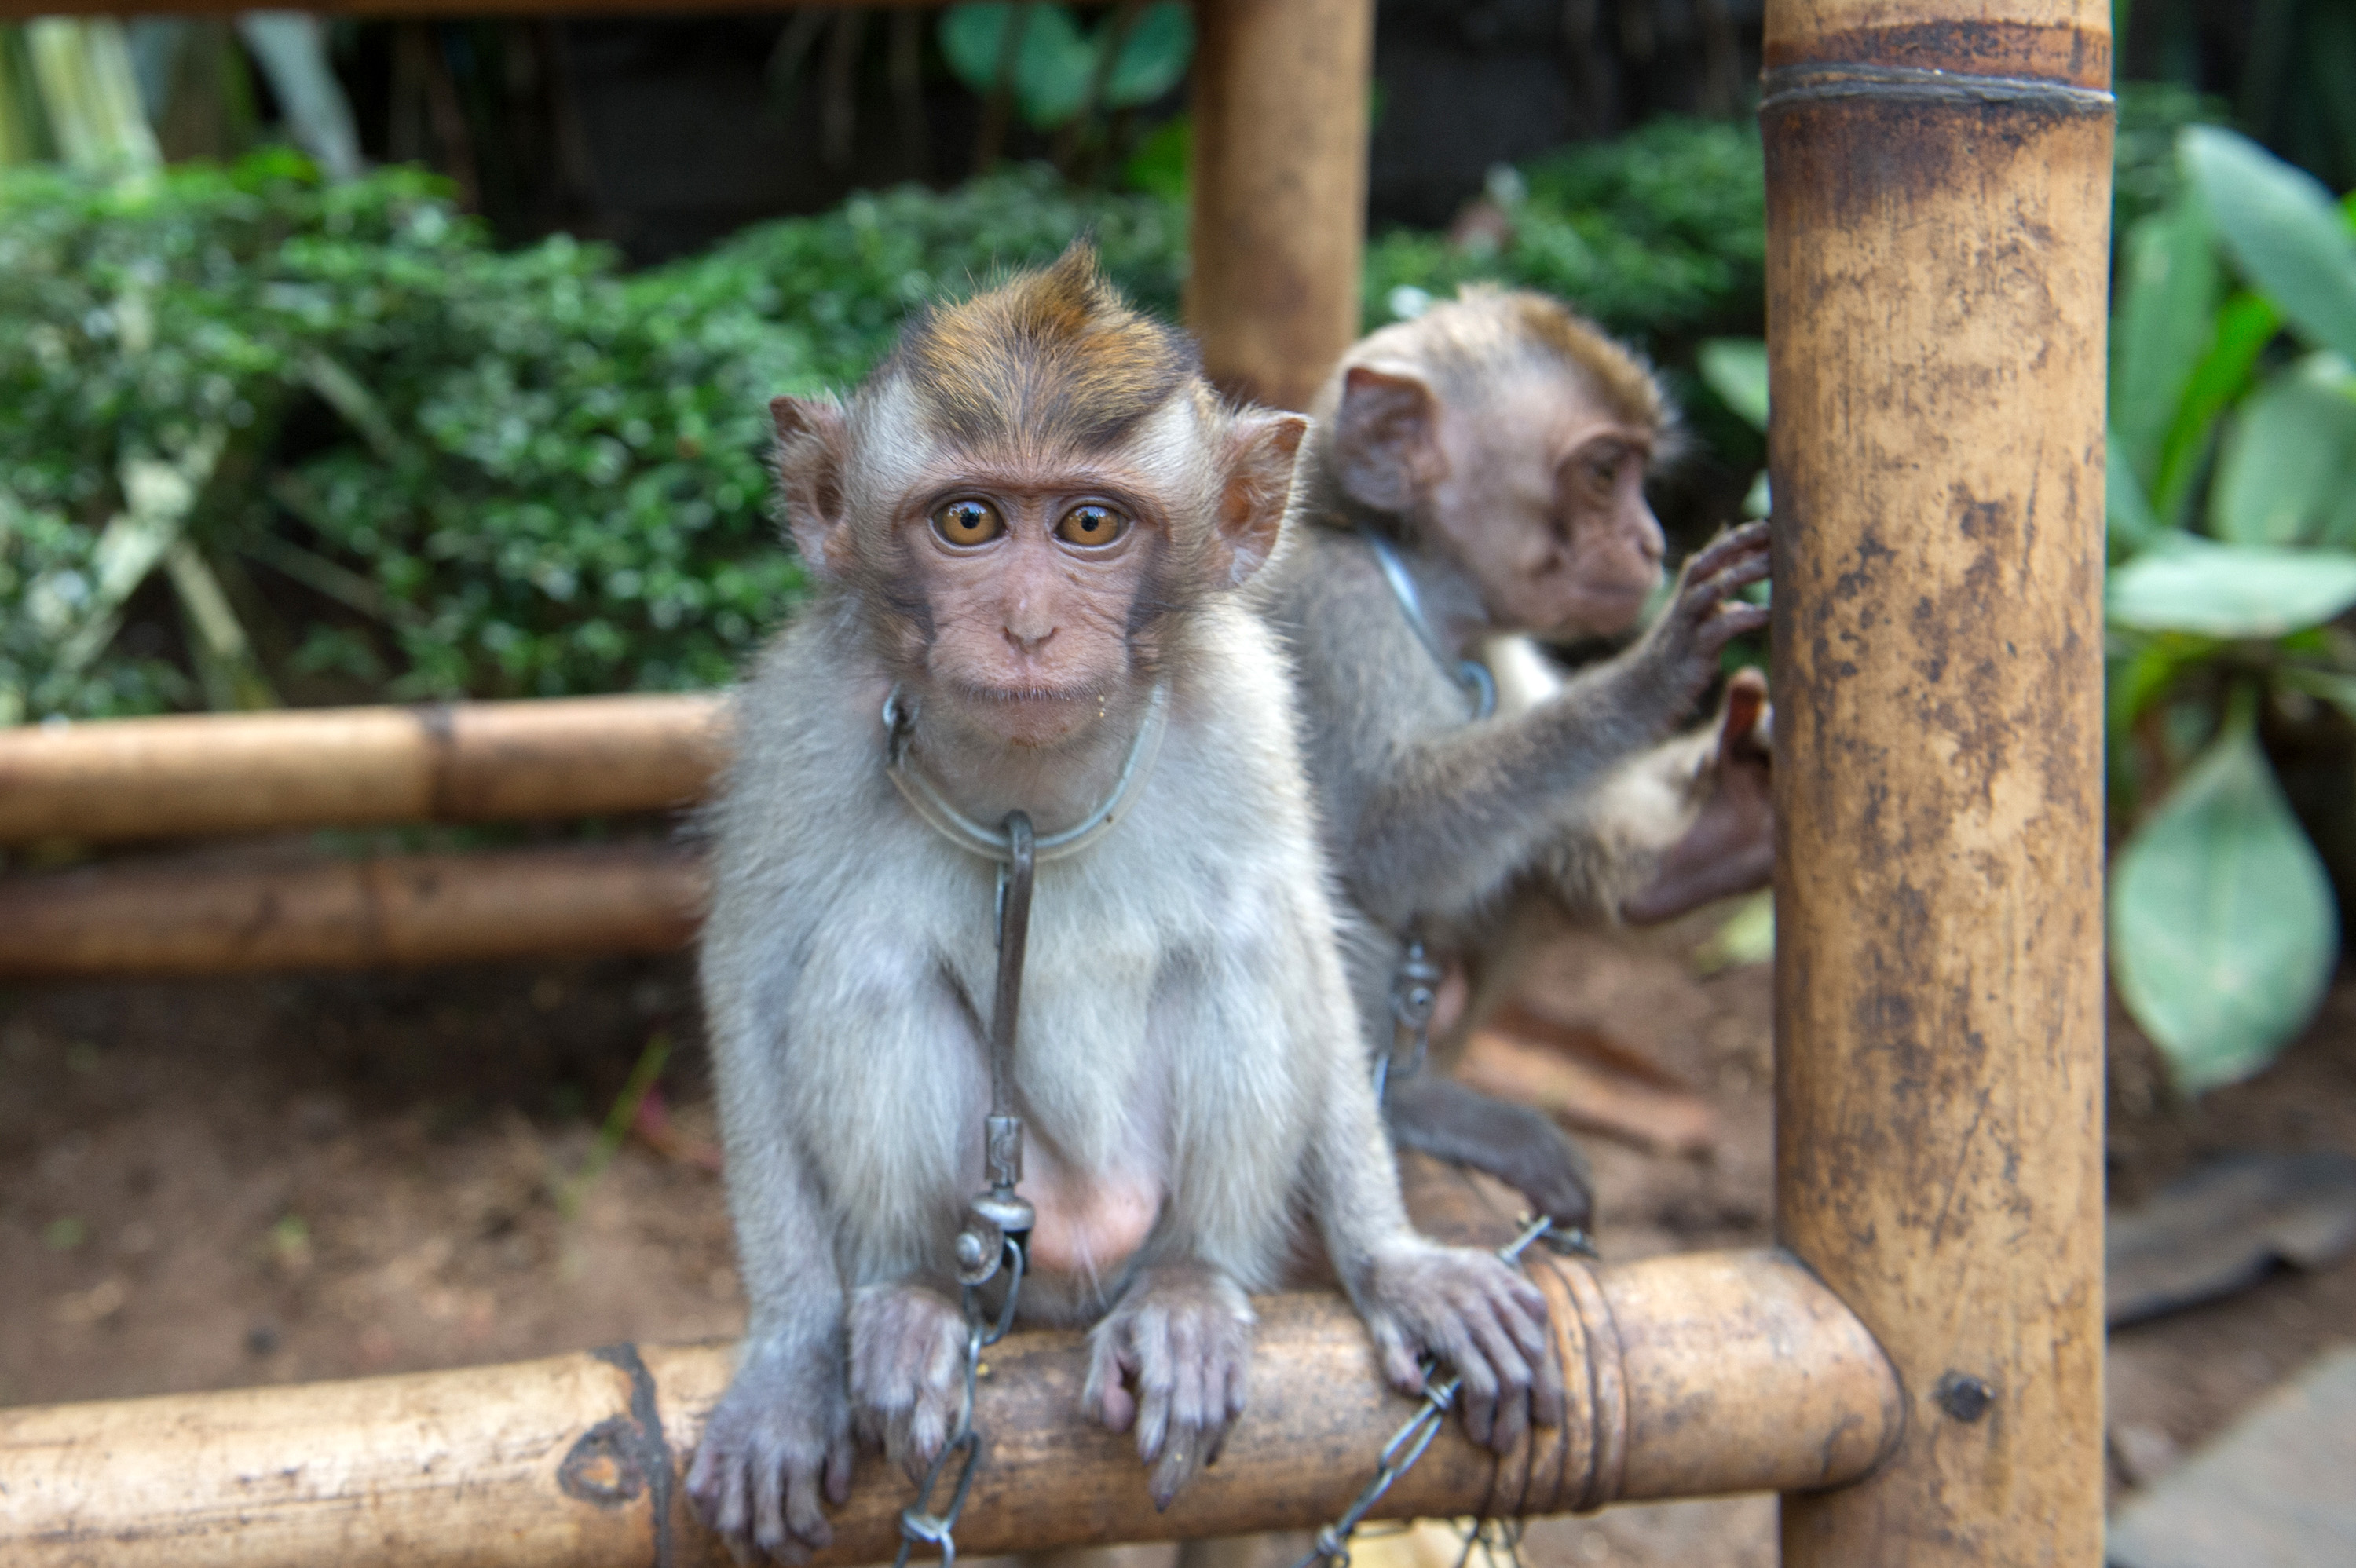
[880,681,1173,864]
[1359,528,1496,720]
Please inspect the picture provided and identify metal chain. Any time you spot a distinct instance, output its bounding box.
[1288,1215,1588,1568]
[894,812,1040,1568]
[892,1234,1026,1568]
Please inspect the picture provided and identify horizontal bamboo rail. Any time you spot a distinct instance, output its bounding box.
[0,695,723,846]
[0,1248,1898,1568]
[0,842,707,976]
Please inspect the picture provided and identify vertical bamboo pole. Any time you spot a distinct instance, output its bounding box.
[1186,0,1373,411]
[1763,2,2113,1563]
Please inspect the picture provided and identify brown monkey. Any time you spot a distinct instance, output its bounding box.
[1260,286,1773,1230]
[688,250,1559,1564]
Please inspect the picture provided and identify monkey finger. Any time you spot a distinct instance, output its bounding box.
[750,1454,788,1558]
[783,1461,836,1557]
[1699,602,1774,652]
[1685,554,1771,617]
[824,1432,856,1508]
[1084,1332,1143,1433]
[1370,1321,1427,1396]
[1682,519,1772,581]
[1148,1421,1215,1511]
[1458,1382,1501,1449]
[693,1448,750,1542]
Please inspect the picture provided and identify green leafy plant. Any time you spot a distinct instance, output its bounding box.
[2102,126,2356,1092]
[0,155,1192,719]
[938,2,1191,133]
[1365,118,1766,350]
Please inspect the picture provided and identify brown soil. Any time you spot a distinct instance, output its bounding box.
[4,917,2352,1563]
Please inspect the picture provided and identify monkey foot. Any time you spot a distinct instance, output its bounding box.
[1383,1074,1595,1234]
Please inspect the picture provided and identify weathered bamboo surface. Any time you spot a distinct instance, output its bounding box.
[0,694,724,846]
[0,842,708,976]
[1764,0,2113,1563]
[0,1248,1897,1568]
[1187,0,1373,411]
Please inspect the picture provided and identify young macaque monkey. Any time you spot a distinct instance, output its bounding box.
[688,249,1558,1564]
[1260,286,1774,1230]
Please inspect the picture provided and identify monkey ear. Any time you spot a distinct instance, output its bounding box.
[770,396,852,576]
[1333,365,1444,516]
[1215,409,1310,587]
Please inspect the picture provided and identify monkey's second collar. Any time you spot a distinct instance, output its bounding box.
[1360,528,1498,721]
[880,682,1172,864]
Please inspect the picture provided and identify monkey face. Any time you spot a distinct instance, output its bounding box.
[899,470,1165,748]
[1427,382,1666,641]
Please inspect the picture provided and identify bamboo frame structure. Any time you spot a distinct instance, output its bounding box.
[0,842,708,975]
[0,696,724,846]
[1762,0,2113,1563]
[0,0,2124,1557]
[0,1249,1898,1568]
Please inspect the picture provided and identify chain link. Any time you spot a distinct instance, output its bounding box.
[893,1234,1027,1568]
[1289,1215,1589,1568]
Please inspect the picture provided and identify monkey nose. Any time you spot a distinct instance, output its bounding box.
[1004,623,1058,655]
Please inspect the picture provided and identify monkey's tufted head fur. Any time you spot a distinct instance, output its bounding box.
[891,242,1202,456]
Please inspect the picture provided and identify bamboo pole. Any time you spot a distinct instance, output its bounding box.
[1187,0,1373,411]
[0,1249,1898,1568]
[0,694,723,846]
[0,842,708,976]
[1762,2,2113,1563]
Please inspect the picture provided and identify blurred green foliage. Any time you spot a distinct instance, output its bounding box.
[0,122,1765,722]
[1365,117,1765,349]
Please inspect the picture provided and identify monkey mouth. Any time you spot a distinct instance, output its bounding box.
[947,678,1108,708]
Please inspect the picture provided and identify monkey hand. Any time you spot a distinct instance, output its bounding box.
[1622,666,1773,924]
[847,1281,971,1485]
[686,1345,855,1565]
[1358,1239,1562,1455]
[1627,518,1771,718]
[1083,1263,1257,1510]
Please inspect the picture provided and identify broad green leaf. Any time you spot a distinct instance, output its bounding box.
[1101,3,1191,109]
[2107,535,2356,637]
[1012,5,1096,130]
[2112,201,2219,484]
[2107,425,2160,554]
[938,5,1012,93]
[2153,291,2281,524]
[2110,705,2337,1093]
[939,5,1097,130]
[1698,338,1769,431]
[2211,353,2356,546]
[2182,126,2356,365]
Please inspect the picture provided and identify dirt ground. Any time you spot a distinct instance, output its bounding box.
[5,913,2354,1566]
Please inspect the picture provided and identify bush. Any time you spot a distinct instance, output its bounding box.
[0,123,1766,721]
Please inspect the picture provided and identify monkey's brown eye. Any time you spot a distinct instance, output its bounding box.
[1055,504,1128,547]
[933,500,1004,547]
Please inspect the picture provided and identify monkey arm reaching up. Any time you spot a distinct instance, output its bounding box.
[1345,521,1768,930]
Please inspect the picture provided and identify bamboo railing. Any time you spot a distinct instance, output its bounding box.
[0,1249,1899,1568]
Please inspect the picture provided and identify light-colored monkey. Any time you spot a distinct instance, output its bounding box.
[688,250,1560,1564]
[1260,286,1774,1230]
